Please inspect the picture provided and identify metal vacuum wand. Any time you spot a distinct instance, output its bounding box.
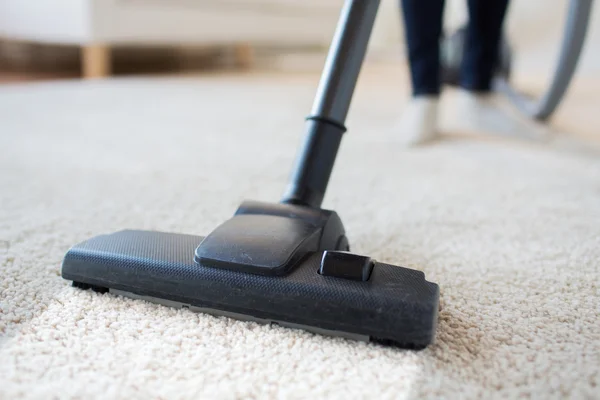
[281,0,380,208]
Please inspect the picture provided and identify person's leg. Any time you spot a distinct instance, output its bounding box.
[401,0,446,96]
[461,0,510,92]
[397,0,445,145]
[450,0,536,139]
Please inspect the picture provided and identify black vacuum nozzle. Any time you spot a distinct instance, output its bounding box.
[62,201,439,348]
[61,0,440,349]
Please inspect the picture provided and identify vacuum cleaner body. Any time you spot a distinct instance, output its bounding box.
[62,0,440,349]
[440,26,512,87]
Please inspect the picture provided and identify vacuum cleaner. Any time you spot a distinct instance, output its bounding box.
[61,0,439,349]
[441,0,593,122]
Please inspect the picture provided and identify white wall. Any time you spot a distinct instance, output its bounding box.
[0,0,91,43]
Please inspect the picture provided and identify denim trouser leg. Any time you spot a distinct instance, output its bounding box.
[401,0,510,95]
[460,0,511,92]
[400,0,446,97]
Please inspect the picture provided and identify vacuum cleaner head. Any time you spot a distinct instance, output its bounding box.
[62,201,439,349]
[61,0,440,349]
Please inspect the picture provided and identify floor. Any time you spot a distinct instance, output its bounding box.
[0,64,598,399]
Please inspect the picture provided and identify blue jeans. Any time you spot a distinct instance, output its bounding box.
[401,0,510,96]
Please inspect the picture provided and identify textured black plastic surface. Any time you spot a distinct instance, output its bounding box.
[319,251,373,281]
[62,230,439,348]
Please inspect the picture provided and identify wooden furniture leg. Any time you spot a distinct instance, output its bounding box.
[234,44,253,69]
[82,44,111,79]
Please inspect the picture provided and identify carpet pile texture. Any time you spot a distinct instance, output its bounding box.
[0,73,598,399]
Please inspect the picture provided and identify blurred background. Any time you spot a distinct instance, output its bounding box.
[0,0,598,82]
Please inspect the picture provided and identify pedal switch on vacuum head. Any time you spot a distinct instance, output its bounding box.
[319,251,373,281]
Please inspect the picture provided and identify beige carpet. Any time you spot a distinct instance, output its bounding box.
[1,68,599,399]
